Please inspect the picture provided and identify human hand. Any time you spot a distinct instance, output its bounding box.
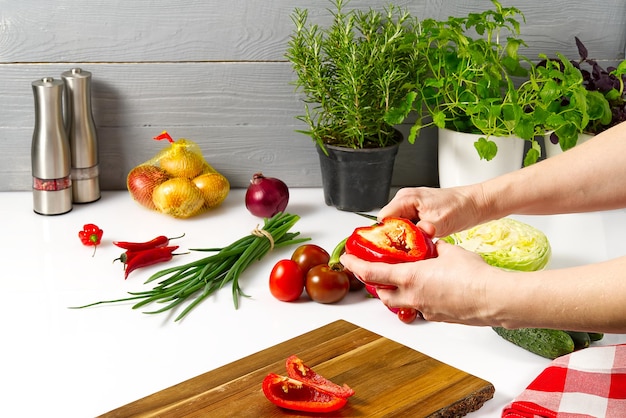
[378,186,486,238]
[340,240,507,326]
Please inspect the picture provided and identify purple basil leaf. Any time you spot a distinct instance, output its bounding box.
[592,63,603,80]
[575,36,588,60]
[550,132,559,145]
[596,76,616,92]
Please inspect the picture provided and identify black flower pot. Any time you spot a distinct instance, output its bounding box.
[316,141,400,212]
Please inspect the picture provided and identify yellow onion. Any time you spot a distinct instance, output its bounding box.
[192,172,230,209]
[152,178,205,218]
[158,139,206,179]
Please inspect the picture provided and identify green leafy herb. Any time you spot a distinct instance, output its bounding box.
[474,137,498,161]
[285,0,423,150]
[546,37,626,144]
[388,0,611,165]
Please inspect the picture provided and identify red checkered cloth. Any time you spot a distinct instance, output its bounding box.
[502,344,626,418]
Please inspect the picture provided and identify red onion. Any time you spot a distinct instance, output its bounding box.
[245,173,289,217]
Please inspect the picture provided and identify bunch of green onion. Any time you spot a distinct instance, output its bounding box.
[73,212,309,321]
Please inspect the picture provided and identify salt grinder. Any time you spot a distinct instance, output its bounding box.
[61,68,100,203]
[31,77,73,215]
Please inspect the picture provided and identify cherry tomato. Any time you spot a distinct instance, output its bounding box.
[291,244,330,274]
[345,269,364,291]
[305,265,350,304]
[397,307,419,324]
[269,259,305,302]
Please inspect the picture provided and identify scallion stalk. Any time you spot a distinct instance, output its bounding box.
[71,212,309,321]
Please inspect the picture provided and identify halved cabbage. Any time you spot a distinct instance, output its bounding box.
[441,218,551,271]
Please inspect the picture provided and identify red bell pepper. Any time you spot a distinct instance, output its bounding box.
[262,355,354,413]
[262,373,348,413]
[345,217,436,264]
[78,223,103,257]
[285,354,355,398]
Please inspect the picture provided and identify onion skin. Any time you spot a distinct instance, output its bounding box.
[158,139,206,179]
[127,165,171,210]
[152,178,205,218]
[128,135,230,218]
[192,172,230,209]
[245,173,289,218]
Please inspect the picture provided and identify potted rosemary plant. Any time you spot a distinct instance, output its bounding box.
[285,0,422,211]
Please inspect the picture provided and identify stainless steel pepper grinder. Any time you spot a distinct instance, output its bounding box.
[31,77,73,215]
[61,68,100,203]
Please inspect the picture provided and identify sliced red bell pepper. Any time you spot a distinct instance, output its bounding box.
[262,373,348,413]
[345,217,436,264]
[285,354,355,398]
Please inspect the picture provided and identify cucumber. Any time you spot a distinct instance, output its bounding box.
[588,332,604,342]
[492,327,575,359]
[565,331,590,350]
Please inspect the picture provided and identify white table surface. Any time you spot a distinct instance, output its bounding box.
[2,189,625,418]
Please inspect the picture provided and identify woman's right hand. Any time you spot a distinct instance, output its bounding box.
[378,185,487,238]
[340,240,508,326]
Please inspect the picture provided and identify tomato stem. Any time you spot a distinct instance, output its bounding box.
[329,237,347,270]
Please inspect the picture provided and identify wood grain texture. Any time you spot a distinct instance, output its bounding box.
[1,1,624,62]
[1,124,439,191]
[0,62,439,190]
[0,0,624,191]
[97,320,495,418]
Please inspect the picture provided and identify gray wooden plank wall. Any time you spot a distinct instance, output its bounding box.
[1,0,625,191]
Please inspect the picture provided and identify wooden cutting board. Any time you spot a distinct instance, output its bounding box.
[99,320,495,417]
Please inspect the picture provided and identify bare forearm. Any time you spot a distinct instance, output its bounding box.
[341,243,626,333]
[481,123,626,219]
[490,258,626,333]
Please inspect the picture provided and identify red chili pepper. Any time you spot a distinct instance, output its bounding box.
[78,223,104,257]
[123,246,180,280]
[285,355,355,398]
[112,250,142,267]
[344,217,436,264]
[113,233,185,251]
[262,373,348,413]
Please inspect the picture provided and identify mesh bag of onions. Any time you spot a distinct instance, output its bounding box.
[126,131,230,218]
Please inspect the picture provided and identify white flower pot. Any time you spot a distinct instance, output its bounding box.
[438,128,525,188]
[543,133,594,158]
